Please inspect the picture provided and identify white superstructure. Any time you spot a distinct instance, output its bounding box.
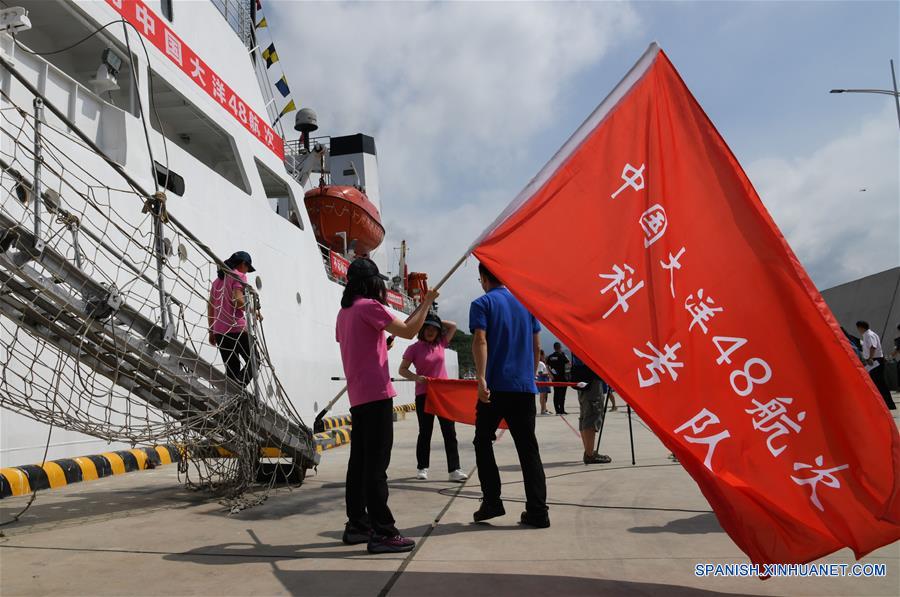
[0,0,455,466]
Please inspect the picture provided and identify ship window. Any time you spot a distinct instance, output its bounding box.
[255,159,304,230]
[10,0,138,116]
[148,70,250,193]
[161,0,174,22]
[154,162,185,196]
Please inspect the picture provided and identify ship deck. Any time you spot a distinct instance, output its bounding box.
[1,406,898,596]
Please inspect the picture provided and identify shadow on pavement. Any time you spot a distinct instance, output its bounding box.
[272,569,756,597]
[628,512,723,535]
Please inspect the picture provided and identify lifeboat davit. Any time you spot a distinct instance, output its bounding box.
[304,185,385,255]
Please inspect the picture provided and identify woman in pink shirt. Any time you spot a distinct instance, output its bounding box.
[207,251,258,385]
[399,314,467,483]
[336,257,437,554]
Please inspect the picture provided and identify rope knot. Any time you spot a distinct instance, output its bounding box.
[142,192,169,223]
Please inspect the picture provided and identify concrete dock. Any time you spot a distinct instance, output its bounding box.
[1,406,898,596]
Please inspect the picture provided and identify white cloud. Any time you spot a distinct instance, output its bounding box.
[746,105,899,291]
[271,1,642,329]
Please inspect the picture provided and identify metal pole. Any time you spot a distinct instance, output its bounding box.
[243,286,262,403]
[627,404,636,465]
[31,98,43,252]
[890,59,900,131]
[594,385,610,454]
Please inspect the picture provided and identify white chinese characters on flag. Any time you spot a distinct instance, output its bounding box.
[471,44,900,564]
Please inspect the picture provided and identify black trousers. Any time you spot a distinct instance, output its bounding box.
[216,331,255,385]
[552,384,568,414]
[415,394,460,471]
[870,359,897,410]
[473,391,548,515]
[346,399,398,537]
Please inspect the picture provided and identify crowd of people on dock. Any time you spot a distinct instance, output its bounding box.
[207,250,899,556]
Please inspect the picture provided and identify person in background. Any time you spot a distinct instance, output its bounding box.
[399,314,468,483]
[546,342,570,415]
[470,263,549,528]
[208,251,259,385]
[605,382,618,412]
[570,354,612,465]
[537,350,551,415]
[337,257,439,554]
[856,321,897,411]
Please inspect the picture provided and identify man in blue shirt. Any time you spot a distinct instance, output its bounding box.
[469,262,549,528]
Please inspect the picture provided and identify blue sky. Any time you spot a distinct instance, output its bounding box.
[268,1,899,347]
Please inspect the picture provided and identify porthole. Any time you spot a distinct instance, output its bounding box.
[255,276,263,290]
[177,243,188,262]
[162,237,173,257]
[314,401,319,411]
[295,292,302,305]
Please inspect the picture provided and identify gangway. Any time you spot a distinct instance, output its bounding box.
[0,53,318,499]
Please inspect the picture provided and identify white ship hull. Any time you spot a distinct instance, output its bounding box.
[0,0,456,467]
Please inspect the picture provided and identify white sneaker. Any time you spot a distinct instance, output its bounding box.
[416,468,428,480]
[448,469,468,482]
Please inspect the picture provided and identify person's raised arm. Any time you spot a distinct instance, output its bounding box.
[533,333,541,376]
[442,320,458,344]
[473,329,490,403]
[385,289,439,339]
[398,358,424,383]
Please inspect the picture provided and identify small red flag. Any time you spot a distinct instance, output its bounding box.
[425,379,507,429]
[425,379,577,427]
[472,44,900,564]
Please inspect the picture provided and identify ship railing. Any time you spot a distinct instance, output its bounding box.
[317,243,416,315]
[209,0,254,48]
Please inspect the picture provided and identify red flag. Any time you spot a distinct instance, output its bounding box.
[472,43,900,564]
[425,379,578,427]
[426,379,507,428]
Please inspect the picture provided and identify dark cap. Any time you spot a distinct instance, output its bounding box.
[224,251,255,272]
[347,257,387,281]
[423,313,443,330]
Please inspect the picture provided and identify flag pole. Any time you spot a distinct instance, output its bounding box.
[313,252,472,432]
[627,404,636,466]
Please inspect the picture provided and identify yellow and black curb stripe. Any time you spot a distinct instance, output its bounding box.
[318,414,352,431]
[313,402,416,454]
[314,426,351,453]
[393,402,416,414]
[0,445,181,499]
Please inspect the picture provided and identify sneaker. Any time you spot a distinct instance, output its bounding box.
[519,511,551,528]
[367,534,416,554]
[416,468,428,480]
[342,524,371,545]
[584,452,612,465]
[448,469,468,482]
[473,500,505,523]
[540,410,551,415]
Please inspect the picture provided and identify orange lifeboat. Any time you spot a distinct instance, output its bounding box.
[304,185,385,255]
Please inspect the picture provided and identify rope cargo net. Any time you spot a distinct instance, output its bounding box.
[0,89,316,511]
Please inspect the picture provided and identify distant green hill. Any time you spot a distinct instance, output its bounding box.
[449,331,474,378]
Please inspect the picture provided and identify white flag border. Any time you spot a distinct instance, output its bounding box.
[468,42,662,251]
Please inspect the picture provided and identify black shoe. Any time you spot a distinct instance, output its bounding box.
[519,511,550,528]
[342,524,371,545]
[473,500,505,523]
[584,452,612,464]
